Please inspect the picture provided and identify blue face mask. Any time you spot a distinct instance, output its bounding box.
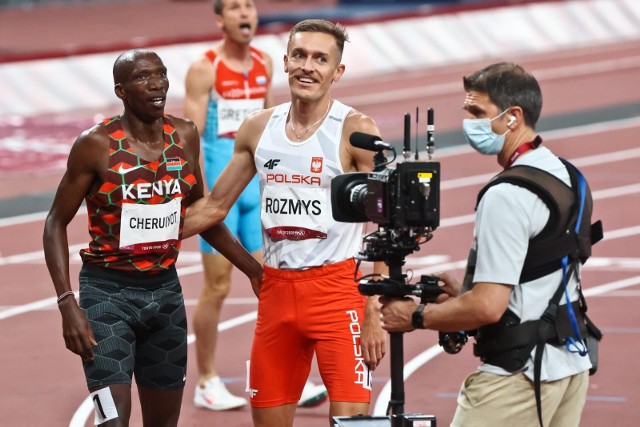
[462,109,510,155]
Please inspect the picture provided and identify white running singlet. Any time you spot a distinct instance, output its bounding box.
[255,100,363,269]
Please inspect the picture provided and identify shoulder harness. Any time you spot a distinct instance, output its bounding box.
[476,158,602,283]
[472,158,603,427]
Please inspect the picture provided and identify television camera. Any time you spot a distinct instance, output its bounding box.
[330,109,443,427]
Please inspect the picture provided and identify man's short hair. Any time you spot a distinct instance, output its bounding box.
[463,62,543,128]
[113,49,144,85]
[213,0,224,15]
[112,49,162,86]
[287,19,350,60]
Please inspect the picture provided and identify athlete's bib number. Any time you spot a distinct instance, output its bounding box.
[217,98,263,136]
[261,186,329,241]
[119,198,181,253]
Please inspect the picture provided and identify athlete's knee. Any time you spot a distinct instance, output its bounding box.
[201,277,232,301]
[138,386,183,427]
[201,257,233,300]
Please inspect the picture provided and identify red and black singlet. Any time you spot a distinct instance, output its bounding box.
[80,115,196,272]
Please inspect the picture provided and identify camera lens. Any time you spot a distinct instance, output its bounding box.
[349,183,368,207]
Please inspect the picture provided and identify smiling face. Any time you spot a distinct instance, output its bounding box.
[216,0,258,45]
[284,31,345,103]
[114,51,169,122]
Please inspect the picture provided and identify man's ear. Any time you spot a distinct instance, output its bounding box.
[332,64,346,83]
[114,83,125,101]
[214,14,224,31]
[508,106,524,128]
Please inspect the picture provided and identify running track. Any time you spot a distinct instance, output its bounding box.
[0,41,639,426]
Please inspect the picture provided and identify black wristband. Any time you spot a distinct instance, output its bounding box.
[412,303,426,329]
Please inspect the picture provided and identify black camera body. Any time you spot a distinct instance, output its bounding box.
[331,161,440,229]
[331,160,440,264]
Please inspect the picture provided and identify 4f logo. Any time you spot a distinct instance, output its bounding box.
[310,157,323,173]
[264,159,281,170]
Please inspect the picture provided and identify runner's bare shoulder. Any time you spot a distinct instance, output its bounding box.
[236,107,275,143]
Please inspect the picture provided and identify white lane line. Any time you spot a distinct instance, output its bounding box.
[442,144,640,190]
[591,183,640,200]
[373,344,444,416]
[583,276,640,297]
[0,211,47,228]
[0,294,73,320]
[0,243,85,266]
[603,225,640,241]
[585,257,640,270]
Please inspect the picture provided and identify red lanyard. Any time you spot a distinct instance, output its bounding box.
[505,141,537,169]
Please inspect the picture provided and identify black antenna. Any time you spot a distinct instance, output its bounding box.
[427,107,435,160]
[414,107,419,160]
[403,112,411,161]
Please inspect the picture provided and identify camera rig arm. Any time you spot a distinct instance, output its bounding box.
[357,274,444,304]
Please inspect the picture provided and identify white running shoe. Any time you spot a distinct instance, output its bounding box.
[298,381,328,407]
[194,376,248,411]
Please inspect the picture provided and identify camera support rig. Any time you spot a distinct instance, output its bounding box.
[355,255,442,427]
[332,109,442,427]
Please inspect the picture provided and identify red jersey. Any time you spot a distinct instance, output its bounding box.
[203,47,270,139]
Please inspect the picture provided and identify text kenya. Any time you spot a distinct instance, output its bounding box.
[121,179,181,200]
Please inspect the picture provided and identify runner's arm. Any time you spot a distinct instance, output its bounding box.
[340,111,388,368]
[177,116,263,295]
[184,57,214,133]
[183,109,266,238]
[43,130,103,360]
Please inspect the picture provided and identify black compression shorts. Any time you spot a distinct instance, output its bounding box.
[79,264,187,390]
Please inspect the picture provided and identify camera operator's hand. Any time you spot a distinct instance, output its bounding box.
[379,296,417,332]
[432,271,462,300]
[361,296,387,370]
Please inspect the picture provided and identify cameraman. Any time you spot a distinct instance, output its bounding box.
[380,62,592,427]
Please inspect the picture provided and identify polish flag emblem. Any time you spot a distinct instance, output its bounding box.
[311,157,323,173]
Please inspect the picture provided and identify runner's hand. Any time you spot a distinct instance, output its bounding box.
[59,299,97,361]
[361,296,386,370]
[250,271,263,298]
